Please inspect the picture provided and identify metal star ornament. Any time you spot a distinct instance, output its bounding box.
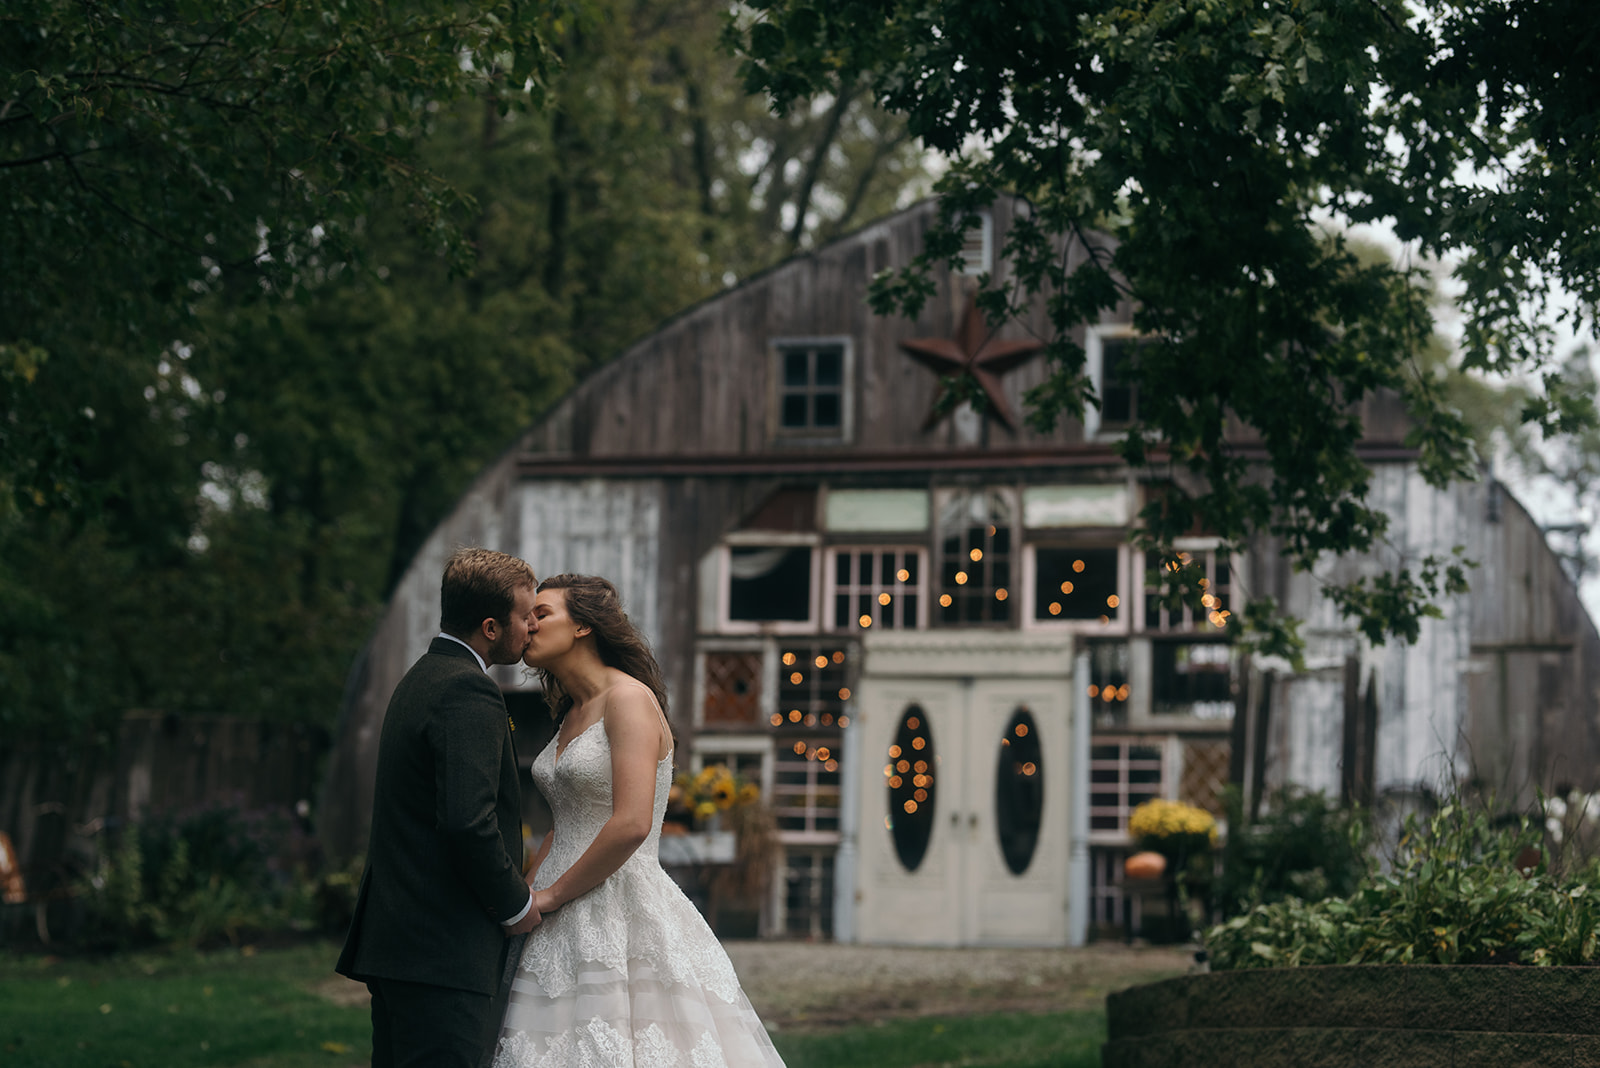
[898,294,1046,432]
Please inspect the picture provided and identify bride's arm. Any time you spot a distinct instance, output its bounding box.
[532,688,665,913]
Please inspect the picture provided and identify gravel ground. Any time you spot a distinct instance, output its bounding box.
[722,941,1191,1030]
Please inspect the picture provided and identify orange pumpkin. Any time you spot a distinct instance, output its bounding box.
[1124,850,1167,881]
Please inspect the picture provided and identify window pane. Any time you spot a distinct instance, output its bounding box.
[728,546,812,621]
[1034,547,1120,621]
[835,594,850,629]
[784,349,810,387]
[782,393,808,427]
[835,551,851,586]
[813,392,840,427]
[995,708,1044,875]
[814,347,842,386]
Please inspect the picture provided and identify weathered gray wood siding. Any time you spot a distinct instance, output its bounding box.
[1256,467,1600,809]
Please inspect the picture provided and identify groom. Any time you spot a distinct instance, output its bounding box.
[337,547,541,1067]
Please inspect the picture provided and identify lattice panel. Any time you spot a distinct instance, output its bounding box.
[703,652,762,726]
[1180,739,1232,818]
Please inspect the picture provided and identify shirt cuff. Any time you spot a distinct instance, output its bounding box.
[500,893,534,927]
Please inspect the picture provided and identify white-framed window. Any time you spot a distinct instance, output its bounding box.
[1089,736,1168,843]
[825,546,927,631]
[779,845,836,939]
[1139,542,1238,633]
[1084,325,1150,440]
[718,534,820,634]
[692,737,774,799]
[957,209,994,276]
[1022,542,1131,634]
[772,337,854,442]
[933,489,1016,626]
[773,735,843,842]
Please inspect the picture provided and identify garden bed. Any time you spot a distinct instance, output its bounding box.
[1103,965,1600,1067]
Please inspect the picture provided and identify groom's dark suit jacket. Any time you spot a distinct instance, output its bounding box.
[337,637,528,996]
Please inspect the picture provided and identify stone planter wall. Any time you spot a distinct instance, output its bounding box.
[1104,965,1600,1067]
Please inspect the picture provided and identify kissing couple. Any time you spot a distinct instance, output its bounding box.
[336,548,785,1067]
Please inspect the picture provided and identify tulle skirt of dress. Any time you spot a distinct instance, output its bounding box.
[493,861,785,1068]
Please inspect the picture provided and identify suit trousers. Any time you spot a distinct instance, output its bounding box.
[367,976,503,1068]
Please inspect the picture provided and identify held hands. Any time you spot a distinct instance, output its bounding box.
[504,900,541,935]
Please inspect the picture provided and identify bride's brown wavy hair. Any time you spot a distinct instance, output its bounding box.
[535,573,669,726]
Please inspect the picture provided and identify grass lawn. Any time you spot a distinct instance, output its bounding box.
[1,942,1107,1068]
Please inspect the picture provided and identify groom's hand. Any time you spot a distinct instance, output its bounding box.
[505,903,540,935]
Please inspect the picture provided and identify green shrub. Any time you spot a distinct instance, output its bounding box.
[1215,787,1368,917]
[1206,798,1600,969]
[75,806,300,950]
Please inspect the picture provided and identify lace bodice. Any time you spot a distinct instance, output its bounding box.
[531,719,671,891]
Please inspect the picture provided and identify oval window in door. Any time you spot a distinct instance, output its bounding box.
[996,706,1043,875]
[886,705,936,871]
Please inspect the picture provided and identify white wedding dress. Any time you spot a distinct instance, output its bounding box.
[494,720,787,1068]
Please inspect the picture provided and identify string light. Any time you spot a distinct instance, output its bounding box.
[912,737,926,750]
[889,745,902,758]
[792,741,806,754]
[1049,602,1063,615]
[788,710,802,722]
[814,655,828,669]
[896,568,910,582]
[782,652,797,666]
[769,713,783,726]
[940,594,953,607]
[790,671,803,685]
[1107,594,1120,608]
[1021,763,1037,777]
[970,548,983,562]
[838,715,849,727]
[825,759,838,771]
[878,592,892,605]
[995,588,1008,601]
[907,717,920,729]
[1060,581,1074,595]
[859,614,873,628]
[838,687,851,700]
[904,800,918,814]
[897,759,910,773]
[1072,559,1085,573]
[955,571,969,585]
[1088,684,1099,698]
[1015,724,1029,737]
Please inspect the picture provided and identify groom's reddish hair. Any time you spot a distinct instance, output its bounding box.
[439,548,535,638]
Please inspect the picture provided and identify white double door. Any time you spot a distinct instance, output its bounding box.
[852,633,1074,946]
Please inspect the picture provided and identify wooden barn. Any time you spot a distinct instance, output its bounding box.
[319,198,1600,945]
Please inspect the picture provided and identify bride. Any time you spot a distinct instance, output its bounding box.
[494,573,786,1068]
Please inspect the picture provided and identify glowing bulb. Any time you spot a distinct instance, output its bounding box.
[1015,724,1029,737]
[792,741,806,754]
[770,713,783,726]
[995,588,1008,601]
[816,747,831,761]
[859,614,873,628]
[940,594,953,607]
[889,745,902,758]
[896,568,909,582]
[907,717,919,729]
[914,760,927,773]
[838,715,849,727]
[1107,594,1120,608]
[898,760,911,773]
[878,592,892,605]
[825,759,838,771]
[1049,602,1062,615]
[782,652,797,666]
[1072,559,1085,573]
[790,671,803,685]
[815,655,828,669]
[788,710,802,722]
[970,548,983,562]
[914,789,927,802]
[955,571,969,585]
[1117,684,1130,700]
[1088,684,1100,697]
[912,737,926,750]
[1022,762,1037,776]
[904,800,918,814]
[838,687,851,700]
[832,650,845,664]
[1060,581,1074,595]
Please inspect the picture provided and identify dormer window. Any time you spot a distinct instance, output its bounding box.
[1084,326,1150,439]
[773,338,853,442]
